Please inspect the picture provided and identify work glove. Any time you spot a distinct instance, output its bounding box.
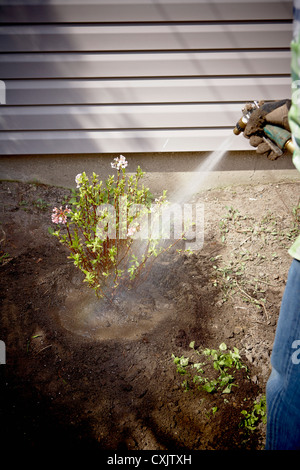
[243,99,291,160]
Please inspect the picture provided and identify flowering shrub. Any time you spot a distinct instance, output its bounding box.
[50,155,184,300]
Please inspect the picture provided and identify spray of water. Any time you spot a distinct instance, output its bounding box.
[147,132,237,251]
[170,133,236,204]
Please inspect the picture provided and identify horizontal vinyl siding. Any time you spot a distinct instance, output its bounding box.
[0,0,294,155]
[0,103,258,130]
[3,77,292,106]
[0,1,293,23]
[0,23,293,52]
[0,51,292,79]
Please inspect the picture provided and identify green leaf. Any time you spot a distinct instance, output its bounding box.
[180,357,189,367]
[203,382,216,393]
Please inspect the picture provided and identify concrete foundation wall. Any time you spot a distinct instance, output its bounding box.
[1,151,298,197]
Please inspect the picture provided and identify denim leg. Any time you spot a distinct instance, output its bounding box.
[265,259,300,450]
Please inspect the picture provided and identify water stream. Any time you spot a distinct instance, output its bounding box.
[170,132,236,204]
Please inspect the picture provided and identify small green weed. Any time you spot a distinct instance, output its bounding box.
[0,251,10,265]
[292,198,300,228]
[240,395,267,432]
[219,206,244,243]
[219,204,299,248]
[18,197,50,212]
[172,342,249,397]
[19,200,29,211]
[32,198,50,211]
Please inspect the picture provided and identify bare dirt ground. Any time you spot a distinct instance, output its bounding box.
[0,178,299,450]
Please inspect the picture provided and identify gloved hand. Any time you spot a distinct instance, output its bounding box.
[243,99,291,160]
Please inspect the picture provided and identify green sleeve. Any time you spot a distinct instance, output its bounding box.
[288,37,300,260]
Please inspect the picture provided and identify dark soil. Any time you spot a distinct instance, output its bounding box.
[0,179,299,450]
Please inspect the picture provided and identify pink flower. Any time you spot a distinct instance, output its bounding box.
[111,155,128,170]
[127,226,137,237]
[51,206,71,224]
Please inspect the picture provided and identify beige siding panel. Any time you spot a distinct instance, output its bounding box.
[0,51,291,79]
[5,77,291,106]
[0,0,293,23]
[0,23,292,52]
[0,129,250,154]
[0,0,294,156]
[0,103,255,131]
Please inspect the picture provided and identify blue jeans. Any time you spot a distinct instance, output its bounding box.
[266,258,300,450]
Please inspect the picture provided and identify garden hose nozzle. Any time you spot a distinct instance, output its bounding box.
[233,101,259,135]
[233,101,295,154]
